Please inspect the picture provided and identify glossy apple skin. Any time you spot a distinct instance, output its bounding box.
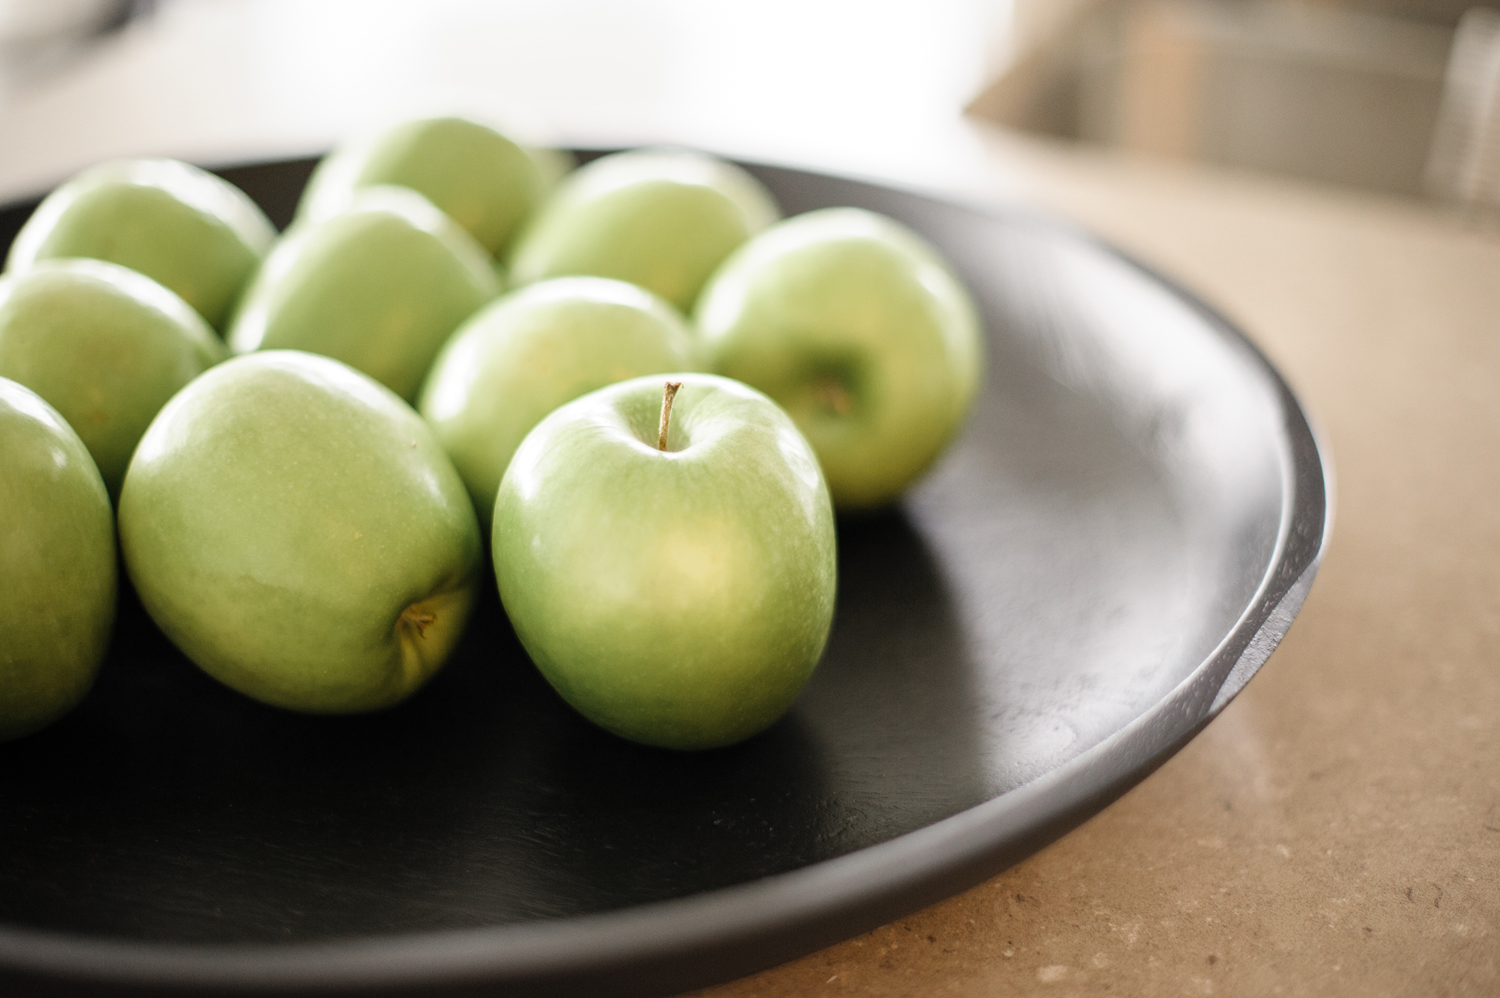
[695,207,983,510]
[0,259,225,498]
[507,150,779,313]
[297,116,557,257]
[5,159,276,329]
[0,378,116,741]
[229,187,499,401]
[118,351,482,714]
[419,276,699,530]
[493,373,835,750]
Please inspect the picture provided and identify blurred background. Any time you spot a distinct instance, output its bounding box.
[977,0,1500,207]
[0,0,1496,219]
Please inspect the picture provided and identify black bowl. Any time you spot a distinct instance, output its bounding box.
[0,154,1329,997]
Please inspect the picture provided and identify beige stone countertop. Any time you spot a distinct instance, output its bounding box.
[687,132,1500,998]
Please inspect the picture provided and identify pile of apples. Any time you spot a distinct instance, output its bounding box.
[0,117,983,751]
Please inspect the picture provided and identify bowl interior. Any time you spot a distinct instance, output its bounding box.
[0,157,1288,945]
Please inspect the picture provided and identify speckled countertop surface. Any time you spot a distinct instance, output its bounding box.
[689,134,1500,998]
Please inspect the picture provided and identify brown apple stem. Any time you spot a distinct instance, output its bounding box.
[819,377,854,416]
[401,604,437,639]
[658,381,683,451]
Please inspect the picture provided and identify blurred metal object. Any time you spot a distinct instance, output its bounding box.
[0,0,151,96]
[970,1,1455,196]
[0,0,118,44]
[1424,7,1500,213]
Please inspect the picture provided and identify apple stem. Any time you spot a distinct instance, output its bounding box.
[819,377,854,416]
[401,604,437,639]
[658,381,683,451]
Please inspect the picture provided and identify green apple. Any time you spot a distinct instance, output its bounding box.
[5,158,276,330]
[0,378,116,741]
[297,116,557,257]
[419,276,699,529]
[493,373,835,750]
[229,186,500,401]
[0,259,225,498]
[695,207,983,510]
[118,350,481,713]
[525,144,578,193]
[507,149,780,312]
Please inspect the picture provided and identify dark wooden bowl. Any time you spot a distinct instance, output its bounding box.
[0,154,1330,997]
